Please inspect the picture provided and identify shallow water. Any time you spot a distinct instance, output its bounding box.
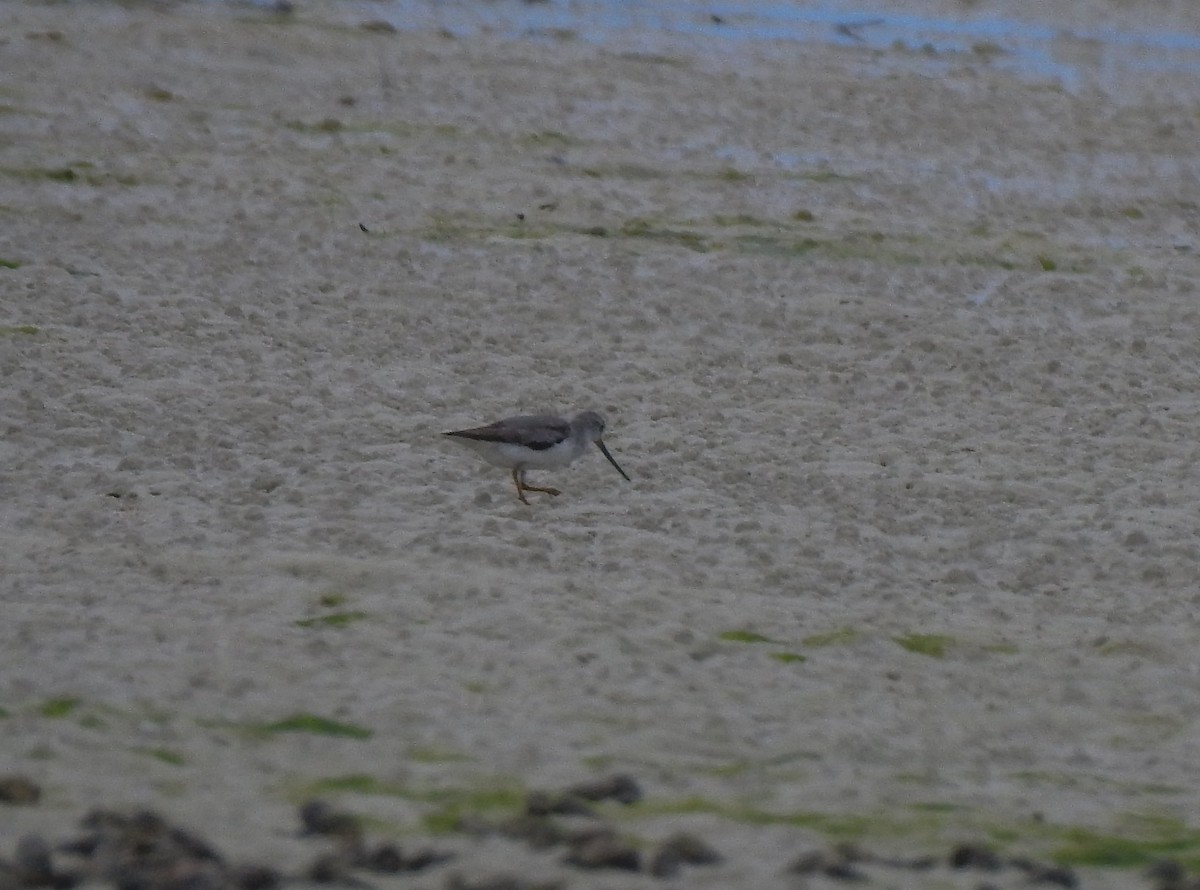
[358,0,1200,90]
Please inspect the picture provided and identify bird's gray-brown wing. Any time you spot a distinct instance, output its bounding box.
[443,415,570,451]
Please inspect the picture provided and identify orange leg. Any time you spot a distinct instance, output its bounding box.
[512,468,560,503]
[511,468,531,505]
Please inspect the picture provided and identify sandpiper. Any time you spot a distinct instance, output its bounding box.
[444,410,631,504]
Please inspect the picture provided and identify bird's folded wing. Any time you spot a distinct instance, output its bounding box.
[444,415,570,451]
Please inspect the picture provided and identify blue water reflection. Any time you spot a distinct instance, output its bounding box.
[370,0,1200,89]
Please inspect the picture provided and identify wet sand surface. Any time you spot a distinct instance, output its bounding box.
[3,1,1200,886]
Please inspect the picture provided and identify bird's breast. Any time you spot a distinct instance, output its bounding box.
[458,438,576,470]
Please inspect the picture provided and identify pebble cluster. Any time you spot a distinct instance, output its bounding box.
[2,773,1196,889]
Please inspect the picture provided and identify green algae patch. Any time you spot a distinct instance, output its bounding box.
[1093,638,1160,658]
[286,117,345,134]
[802,628,860,648]
[297,775,525,830]
[719,629,775,644]
[1,164,137,187]
[304,774,407,796]
[712,213,768,227]
[985,642,1020,655]
[0,324,39,335]
[35,166,78,182]
[1051,819,1200,870]
[702,760,754,778]
[731,233,822,257]
[909,801,964,814]
[39,697,81,718]
[627,796,1198,867]
[628,796,876,837]
[282,773,1200,874]
[770,652,807,664]
[895,633,955,658]
[409,745,471,764]
[295,610,368,628]
[289,781,528,835]
[520,130,572,147]
[418,215,574,243]
[135,747,186,766]
[259,714,373,739]
[421,786,529,834]
[618,218,707,251]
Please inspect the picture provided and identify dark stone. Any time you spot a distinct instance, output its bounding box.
[649,831,721,875]
[305,853,351,884]
[565,775,642,805]
[443,876,521,890]
[297,801,362,842]
[1146,859,1185,884]
[822,860,868,881]
[786,849,867,881]
[949,843,1002,870]
[402,849,454,872]
[524,792,592,817]
[499,815,565,850]
[0,777,42,806]
[1025,863,1079,887]
[13,836,73,888]
[359,20,397,34]
[229,865,281,890]
[164,826,222,863]
[648,847,682,879]
[360,844,404,873]
[563,830,640,871]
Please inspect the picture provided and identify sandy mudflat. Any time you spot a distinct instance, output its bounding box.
[3,0,1200,885]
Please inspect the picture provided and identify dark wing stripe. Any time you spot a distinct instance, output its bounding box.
[444,418,569,449]
[443,428,512,443]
